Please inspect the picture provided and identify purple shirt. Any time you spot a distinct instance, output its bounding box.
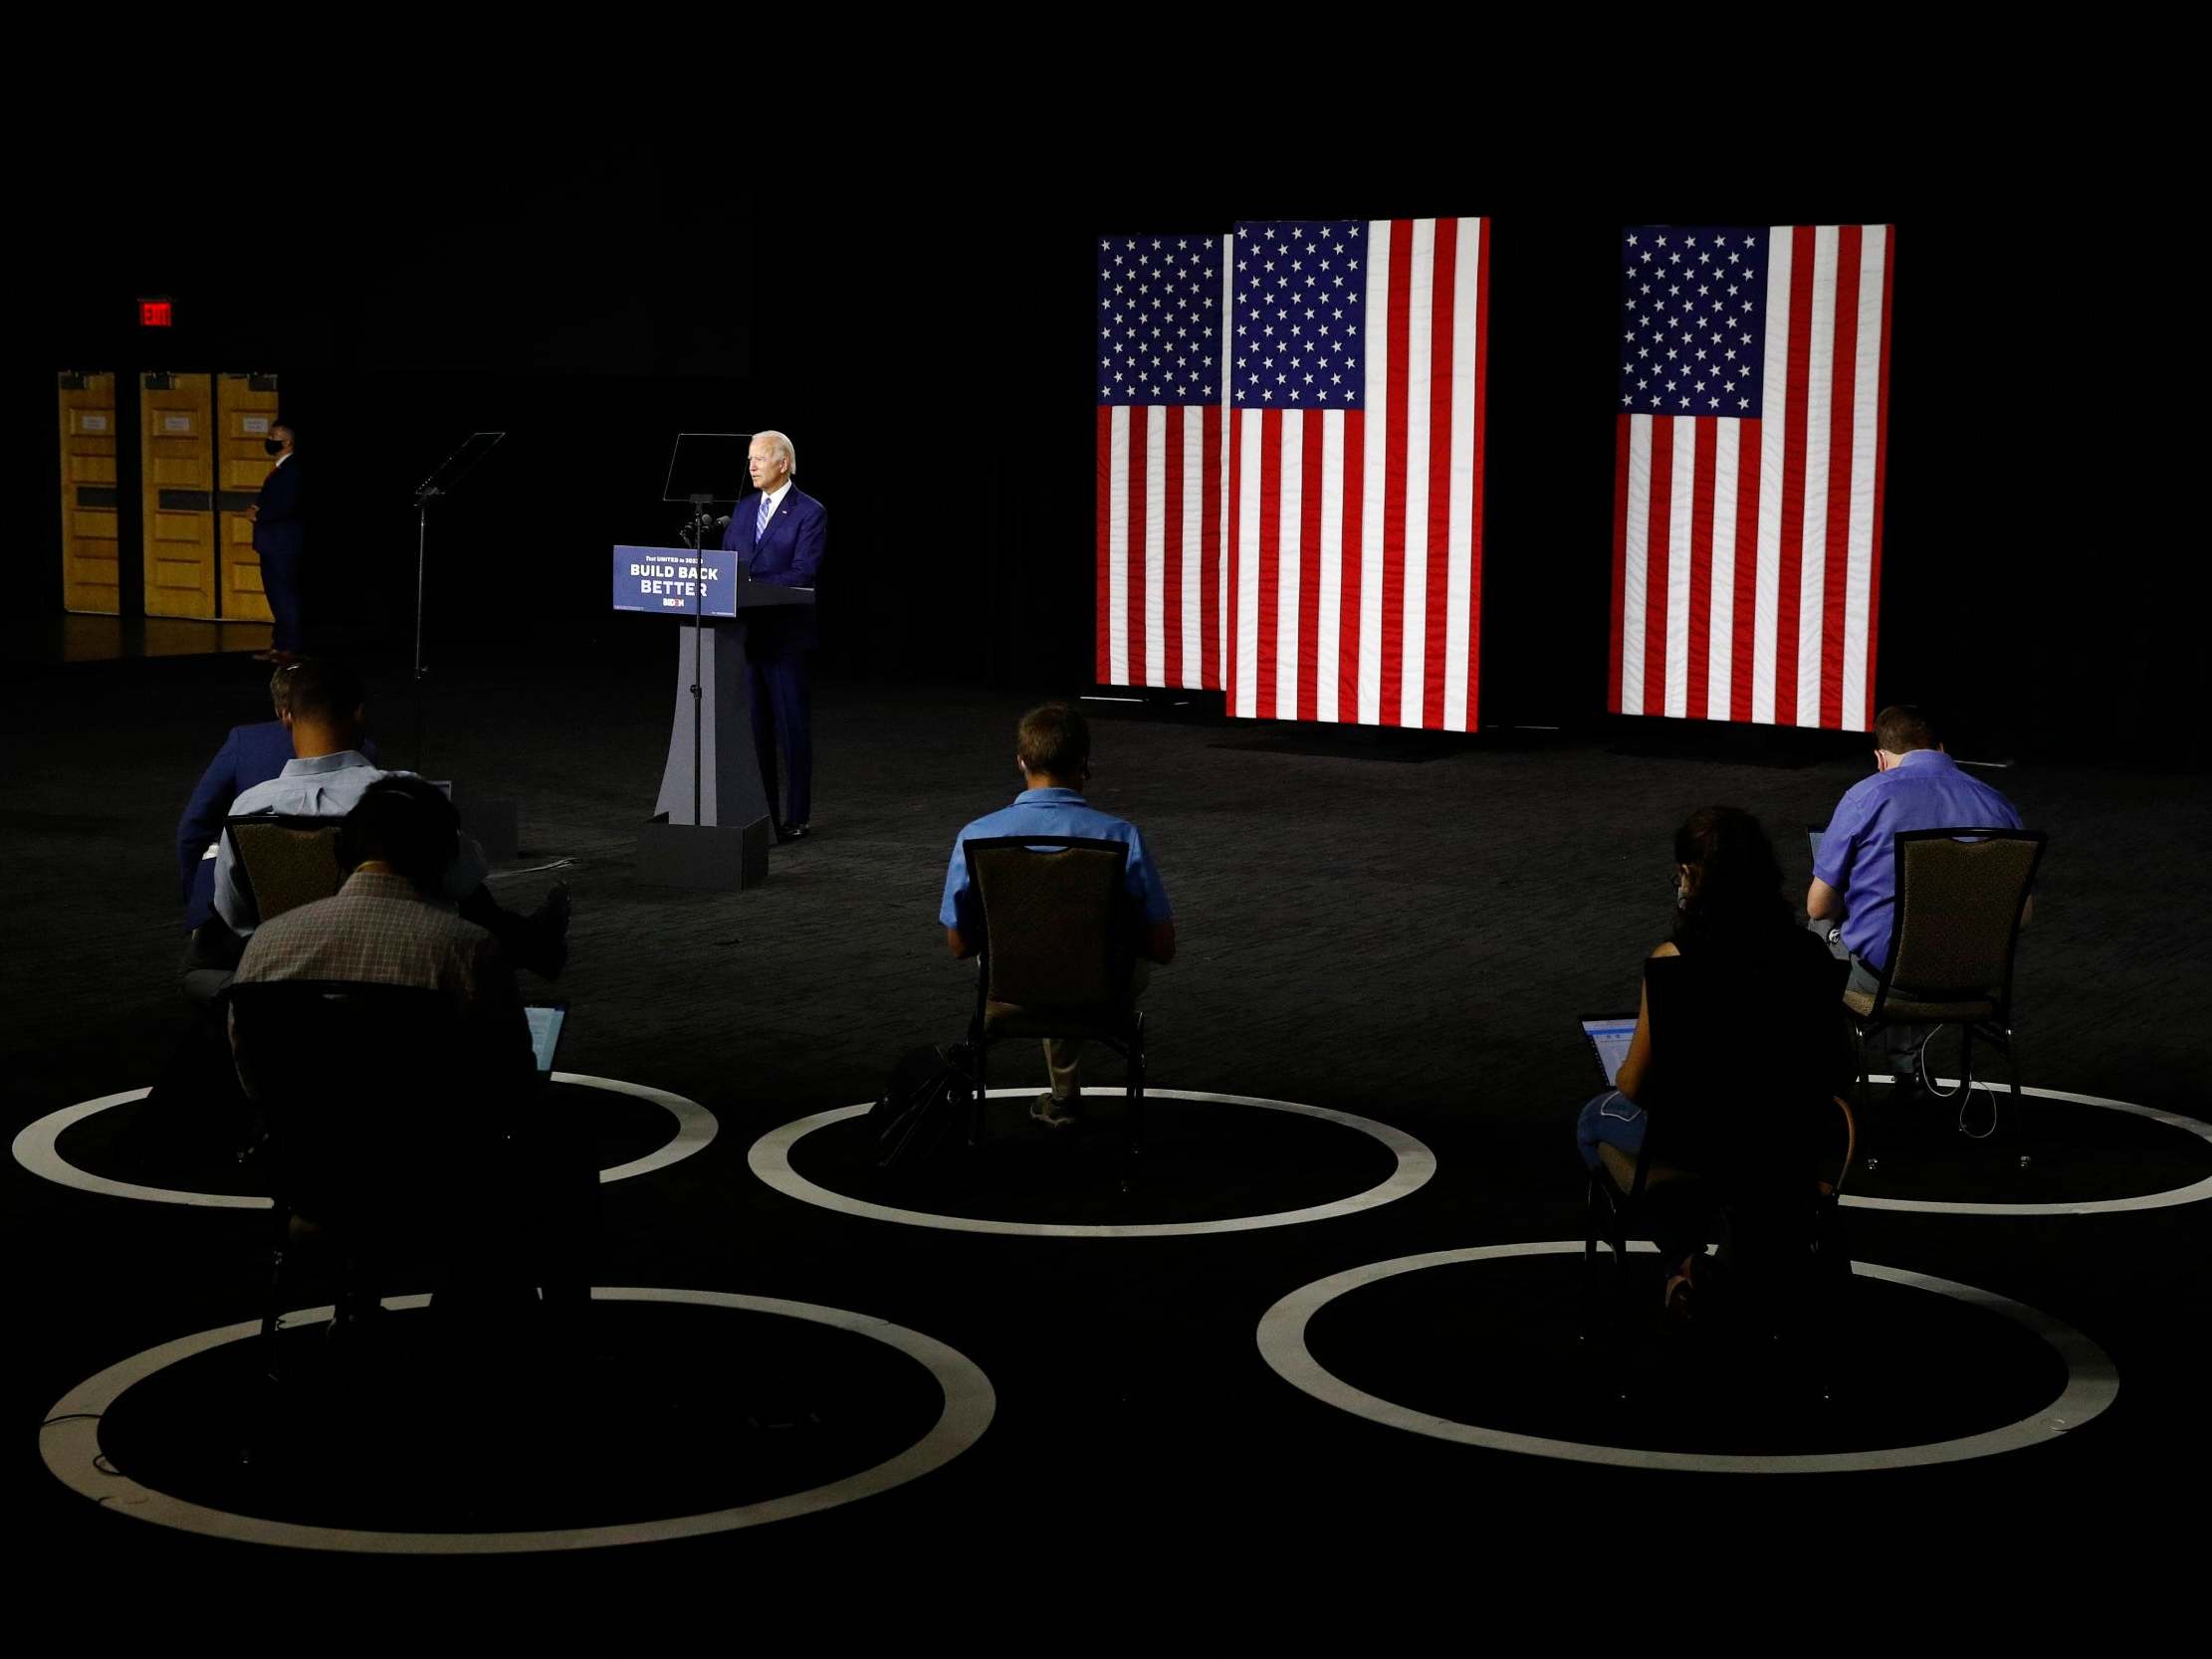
[1815,749,2023,968]
[940,787,1172,938]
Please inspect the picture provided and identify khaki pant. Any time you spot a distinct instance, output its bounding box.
[1044,959,1152,1101]
[1810,917,1928,1073]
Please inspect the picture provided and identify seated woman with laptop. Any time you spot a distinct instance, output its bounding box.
[1575,806,1852,1319]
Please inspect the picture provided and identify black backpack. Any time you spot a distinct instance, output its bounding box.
[866,1043,974,1170]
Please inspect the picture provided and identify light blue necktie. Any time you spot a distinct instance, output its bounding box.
[757,493,774,542]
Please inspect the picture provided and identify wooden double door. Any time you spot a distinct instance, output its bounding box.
[62,370,282,619]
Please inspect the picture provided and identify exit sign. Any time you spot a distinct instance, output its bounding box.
[138,299,173,327]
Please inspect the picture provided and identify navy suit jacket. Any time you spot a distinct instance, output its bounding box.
[722,486,825,655]
[177,720,377,929]
[253,455,305,558]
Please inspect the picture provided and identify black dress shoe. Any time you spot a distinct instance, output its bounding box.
[776,822,810,844]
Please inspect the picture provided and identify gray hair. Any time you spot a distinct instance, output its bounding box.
[753,429,795,475]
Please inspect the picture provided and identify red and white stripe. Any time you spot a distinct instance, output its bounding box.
[1226,217,1488,729]
[1610,224,1894,730]
[1094,403,1224,690]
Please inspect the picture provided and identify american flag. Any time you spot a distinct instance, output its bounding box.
[1610,225,1894,730]
[1225,217,1489,729]
[1095,235,1229,691]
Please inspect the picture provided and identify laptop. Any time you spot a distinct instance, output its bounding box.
[1579,1013,1639,1090]
[524,1001,568,1078]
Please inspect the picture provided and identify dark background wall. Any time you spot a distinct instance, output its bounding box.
[18,132,2194,764]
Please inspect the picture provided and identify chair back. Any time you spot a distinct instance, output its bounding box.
[1880,829,2044,1007]
[966,836,1134,1019]
[228,979,479,1231]
[1640,940,1851,1191]
[226,814,345,923]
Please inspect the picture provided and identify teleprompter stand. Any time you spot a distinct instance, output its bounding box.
[620,432,814,892]
[410,431,517,859]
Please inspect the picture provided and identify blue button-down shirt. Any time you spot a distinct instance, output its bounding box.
[213,751,487,935]
[939,787,1172,938]
[1814,749,2023,968]
[177,724,382,930]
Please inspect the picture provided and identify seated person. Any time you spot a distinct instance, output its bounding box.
[939,703,1175,1129]
[1576,806,1851,1317]
[205,656,566,980]
[166,663,391,1124]
[1806,703,2026,1097]
[230,776,592,1301]
[176,664,377,933]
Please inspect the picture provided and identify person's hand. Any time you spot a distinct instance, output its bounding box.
[245,506,259,523]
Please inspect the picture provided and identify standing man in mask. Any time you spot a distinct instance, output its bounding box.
[721,430,826,841]
[247,418,305,665]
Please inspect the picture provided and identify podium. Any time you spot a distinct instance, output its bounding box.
[612,543,815,890]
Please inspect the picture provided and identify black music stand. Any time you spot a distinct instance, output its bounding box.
[409,432,515,860]
[409,431,506,765]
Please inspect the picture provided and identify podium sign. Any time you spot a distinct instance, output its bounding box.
[611,544,739,618]
[612,541,816,892]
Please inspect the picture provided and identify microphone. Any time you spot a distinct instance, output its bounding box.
[714,515,732,528]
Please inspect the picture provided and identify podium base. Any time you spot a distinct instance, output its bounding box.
[637,818,770,891]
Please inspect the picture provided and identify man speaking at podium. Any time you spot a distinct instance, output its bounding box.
[722,430,825,842]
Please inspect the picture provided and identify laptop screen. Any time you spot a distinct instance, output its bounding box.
[524,1004,566,1075]
[1580,1016,1639,1089]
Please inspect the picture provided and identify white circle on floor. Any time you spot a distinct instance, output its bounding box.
[1257,1240,2117,1474]
[10,1075,717,1210]
[40,1286,995,1554]
[749,1088,1436,1237]
[1847,1078,2212,1216]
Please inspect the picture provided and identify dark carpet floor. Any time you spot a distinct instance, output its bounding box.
[5,637,2208,1603]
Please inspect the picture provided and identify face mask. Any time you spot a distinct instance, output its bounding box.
[265,437,285,456]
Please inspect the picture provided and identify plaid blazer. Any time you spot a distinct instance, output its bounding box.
[230,869,535,1104]
[233,870,513,1007]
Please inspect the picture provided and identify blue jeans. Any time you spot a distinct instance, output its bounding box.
[1578,1088,1715,1268]
[1576,1089,1646,1172]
